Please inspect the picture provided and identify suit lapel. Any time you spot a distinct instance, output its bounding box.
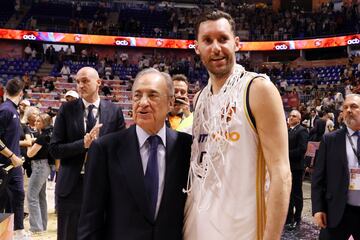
[157,128,177,217]
[99,100,109,136]
[75,99,85,137]
[337,128,349,175]
[119,126,153,222]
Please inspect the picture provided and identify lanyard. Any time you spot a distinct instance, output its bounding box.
[346,132,360,166]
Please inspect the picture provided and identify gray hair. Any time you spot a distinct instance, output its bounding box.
[133,68,174,97]
[290,109,301,119]
[22,106,40,124]
[345,94,360,101]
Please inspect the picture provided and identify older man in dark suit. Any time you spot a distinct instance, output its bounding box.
[285,110,308,230]
[49,67,125,240]
[78,68,192,240]
[312,94,360,240]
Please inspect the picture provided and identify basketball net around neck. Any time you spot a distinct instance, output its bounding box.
[183,64,246,210]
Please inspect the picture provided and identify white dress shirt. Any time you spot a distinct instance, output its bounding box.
[346,127,360,206]
[346,127,360,169]
[136,124,166,217]
[82,98,100,131]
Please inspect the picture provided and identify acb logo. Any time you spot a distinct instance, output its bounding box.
[22,34,36,40]
[347,38,360,45]
[274,43,289,50]
[115,39,129,46]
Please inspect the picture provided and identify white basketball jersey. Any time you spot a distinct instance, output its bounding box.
[184,64,268,240]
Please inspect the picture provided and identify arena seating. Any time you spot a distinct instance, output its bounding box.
[14,1,359,40]
[18,2,104,33]
[0,58,42,85]
[51,61,139,80]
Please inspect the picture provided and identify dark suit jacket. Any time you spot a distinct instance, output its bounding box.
[78,125,192,240]
[311,128,350,228]
[49,98,125,197]
[309,118,326,142]
[309,115,319,129]
[289,124,309,171]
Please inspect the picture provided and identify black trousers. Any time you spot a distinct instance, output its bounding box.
[320,204,360,240]
[6,167,25,230]
[287,169,303,223]
[57,176,83,240]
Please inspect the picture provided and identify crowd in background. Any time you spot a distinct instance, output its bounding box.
[14,0,360,40]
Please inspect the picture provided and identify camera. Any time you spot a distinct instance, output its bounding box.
[175,97,188,105]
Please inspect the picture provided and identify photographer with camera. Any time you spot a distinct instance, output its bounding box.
[167,74,193,134]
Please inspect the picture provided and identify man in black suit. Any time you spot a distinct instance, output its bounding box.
[286,110,309,230]
[49,67,125,240]
[309,110,327,142]
[78,68,192,240]
[309,108,319,129]
[312,94,360,240]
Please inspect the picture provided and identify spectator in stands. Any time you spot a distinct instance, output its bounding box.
[33,99,42,108]
[81,49,88,62]
[120,52,129,67]
[101,84,112,96]
[29,16,37,29]
[143,56,150,69]
[31,48,37,60]
[44,79,55,92]
[60,64,71,81]
[24,44,32,60]
[14,0,20,19]
[0,79,26,239]
[47,44,55,62]
[65,46,72,61]
[49,67,125,240]
[26,113,53,234]
[22,72,31,89]
[64,90,79,102]
[168,74,193,134]
[111,95,120,103]
[104,64,112,80]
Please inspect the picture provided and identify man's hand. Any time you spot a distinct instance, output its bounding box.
[314,212,327,228]
[84,123,103,149]
[10,155,23,168]
[89,123,103,140]
[176,96,191,117]
[84,133,92,149]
